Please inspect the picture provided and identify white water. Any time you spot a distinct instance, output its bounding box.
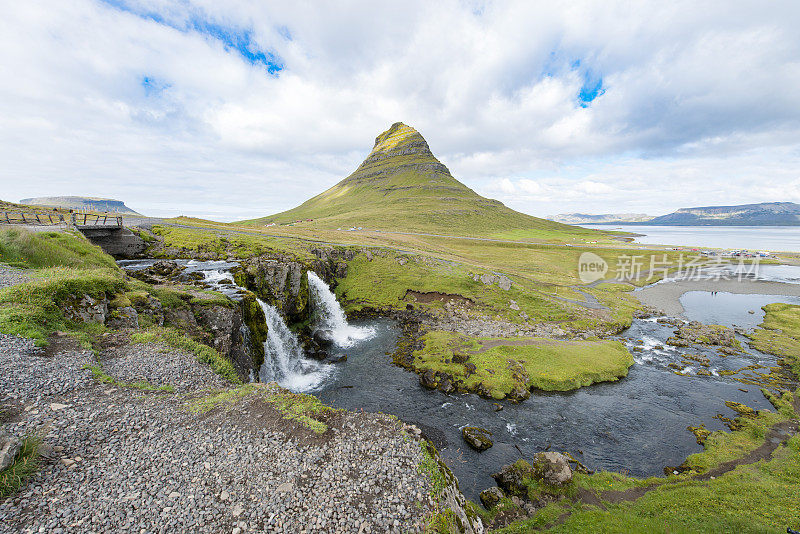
[257,299,333,392]
[307,271,375,347]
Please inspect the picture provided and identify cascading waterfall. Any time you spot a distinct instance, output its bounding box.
[257,300,332,392]
[307,271,375,347]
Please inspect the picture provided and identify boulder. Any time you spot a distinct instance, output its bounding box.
[462,427,493,452]
[323,353,348,364]
[438,375,455,394]
[479,487,504,509]
[313,329,335,348]
[0,430,21,471]
[492,459,534,496]
[507,384,531,403]
[532,452,573,486]
[419,369,439,389]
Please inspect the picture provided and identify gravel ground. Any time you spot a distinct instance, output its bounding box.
[101,342,229,392]
[0,334,437,533]
[0,264,30,289]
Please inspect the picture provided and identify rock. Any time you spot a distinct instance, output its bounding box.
[492,403,503,412]
[168,491,180,500]
[669,321,740,349]
[231,504,244,517]
[507,384,530,403]
[307,349,329,361]
[0,430,21,471]
[509,300,520,311]
[462,427,493,452]
[276,482,294,493]
[106,306,139,329]
[492,460,534,496]
[323,353,348,364]
[479,487,504,509]
[49,403,70,410]
[62,294,109,323]
[313,329,335,348]
[59,458,75,467]
[419,369,439,389]
[219,490,230,502]
[532,452,573,486]
[438,375,455,394]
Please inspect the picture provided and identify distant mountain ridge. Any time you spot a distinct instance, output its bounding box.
[548,213,654,224]
[245,122,595,238]
[644,202,800,226]
[19,196,141,215]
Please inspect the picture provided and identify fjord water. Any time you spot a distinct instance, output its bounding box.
[581,224,800,252]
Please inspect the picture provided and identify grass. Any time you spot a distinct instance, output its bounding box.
[412,331,634,398]
[83,364,175,392]
[0,266,125,346]
[187,384,336,434]
[0,227,117,269]
[131,327,242,384]
[748,303,800,375]
[0,435,41,499]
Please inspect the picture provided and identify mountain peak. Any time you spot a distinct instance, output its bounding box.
[247,123,584,237]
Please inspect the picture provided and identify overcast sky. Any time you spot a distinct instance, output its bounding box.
[1,1,799,221]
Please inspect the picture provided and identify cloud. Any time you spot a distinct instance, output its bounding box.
[0,0,799,220]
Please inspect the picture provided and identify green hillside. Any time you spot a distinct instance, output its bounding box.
[245,122,598,239]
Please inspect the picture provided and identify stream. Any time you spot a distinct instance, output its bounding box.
[119,259,800,501]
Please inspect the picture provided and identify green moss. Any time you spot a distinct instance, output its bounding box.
[412,331,633,398]
[748,303,800,376]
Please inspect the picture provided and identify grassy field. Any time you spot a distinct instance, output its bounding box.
[748,303,800,375]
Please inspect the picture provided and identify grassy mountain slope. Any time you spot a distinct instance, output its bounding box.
[19,196,141,215]
[245,122,597,239]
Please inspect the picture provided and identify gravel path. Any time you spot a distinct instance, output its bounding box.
[0,334,438,533]
[101,342,229,392]
[0,264,30,289]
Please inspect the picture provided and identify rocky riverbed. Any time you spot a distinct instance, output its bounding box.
[0,331,461,533]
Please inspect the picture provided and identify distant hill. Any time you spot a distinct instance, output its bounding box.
[245,122,595,238]
[644,202,800,226]
[19,196,141,215]
[548,213,654,224]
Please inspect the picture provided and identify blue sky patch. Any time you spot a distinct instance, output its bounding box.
[141,76,171,96]
[101,0,283,74]
[578,72,604,107]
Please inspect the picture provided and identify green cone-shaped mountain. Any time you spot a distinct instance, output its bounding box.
[248,122,589,237]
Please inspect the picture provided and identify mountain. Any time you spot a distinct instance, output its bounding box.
[19,196,141,215]
[644,202,800,226]
[246,122,593,238]
[548,213,654,224]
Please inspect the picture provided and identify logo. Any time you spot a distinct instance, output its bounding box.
[578,252,608,283]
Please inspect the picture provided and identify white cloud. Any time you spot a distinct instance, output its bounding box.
[0,0,799,220]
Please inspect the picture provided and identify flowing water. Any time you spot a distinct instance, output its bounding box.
[119,259,798,500]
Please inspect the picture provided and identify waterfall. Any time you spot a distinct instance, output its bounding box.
[258,300,333,392]
[307,271,375,348]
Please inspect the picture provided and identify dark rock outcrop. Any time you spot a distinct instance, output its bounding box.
[462,427,493,452]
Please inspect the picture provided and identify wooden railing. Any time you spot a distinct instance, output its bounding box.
[71,213,123,228]
[1,211,66,225]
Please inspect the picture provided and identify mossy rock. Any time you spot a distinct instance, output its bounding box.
[462,426,493,451]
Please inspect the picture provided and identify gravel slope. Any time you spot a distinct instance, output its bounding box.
[0,334,437,533]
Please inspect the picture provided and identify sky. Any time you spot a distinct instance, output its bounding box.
[1,1,799,221]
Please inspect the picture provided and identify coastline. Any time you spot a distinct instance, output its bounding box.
[634,278,800,316]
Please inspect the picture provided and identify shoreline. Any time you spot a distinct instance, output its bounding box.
[634,278,800,316]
